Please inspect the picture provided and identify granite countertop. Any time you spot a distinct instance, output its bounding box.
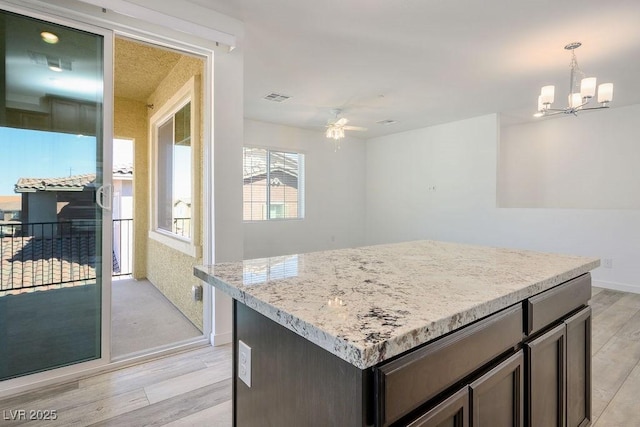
[194,240,599,369]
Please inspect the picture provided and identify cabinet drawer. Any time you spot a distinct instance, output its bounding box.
[525,273,591,335]
[375,304,523,426]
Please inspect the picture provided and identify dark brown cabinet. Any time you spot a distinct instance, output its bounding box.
[470,351,524,427]
[407,387,469,427]
[230,274,592,427]
[5,108,50,131]
[392,350,524,427]
[565,307,592,427]
[526,323,566,427]
[376,305,523,426]
[50,97,97,135]
[525,304,591,427]
[4,97,97,135]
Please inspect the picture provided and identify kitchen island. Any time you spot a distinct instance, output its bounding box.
[195,240,599,426]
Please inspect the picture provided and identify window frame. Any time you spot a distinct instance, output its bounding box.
[243,147,305,222]
[149,76,200,256]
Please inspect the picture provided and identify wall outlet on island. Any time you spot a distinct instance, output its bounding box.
[238,340,252,387]
[602,258,613,269]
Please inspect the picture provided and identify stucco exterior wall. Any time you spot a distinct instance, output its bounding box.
[145,56,205,330]
[114,96,148,279]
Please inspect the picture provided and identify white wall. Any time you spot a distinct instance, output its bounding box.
[365,113,640,293]
[499,104,640,209]
[243,119,367,259]
[210,35,245,345]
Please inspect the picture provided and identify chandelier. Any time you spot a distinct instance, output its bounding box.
[535,42,613,118]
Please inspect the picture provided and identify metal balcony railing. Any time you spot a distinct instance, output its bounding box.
[0,219,133,292]
[173,217,191,238]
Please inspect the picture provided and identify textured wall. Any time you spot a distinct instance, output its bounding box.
[146,56,205,330]
[114,96,148,279]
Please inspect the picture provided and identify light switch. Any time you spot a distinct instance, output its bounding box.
[238,340,252,387]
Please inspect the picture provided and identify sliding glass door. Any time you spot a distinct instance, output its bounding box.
[0,8,111,380]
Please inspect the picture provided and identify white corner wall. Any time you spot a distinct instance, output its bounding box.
[365,113,640,294]
[243,119,367,259]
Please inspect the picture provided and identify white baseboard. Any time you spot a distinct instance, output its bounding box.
[211,331,232,346]
[593,280,640,295]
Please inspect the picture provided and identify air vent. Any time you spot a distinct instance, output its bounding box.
[263,93,291,102]
[28,51,73,71]
[376,119,398,125]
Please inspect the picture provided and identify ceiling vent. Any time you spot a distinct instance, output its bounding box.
[376,119,398,125]
[28,51,73,71]
[263,92,291,102]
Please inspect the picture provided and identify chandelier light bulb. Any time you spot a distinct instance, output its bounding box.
[580,77,597,99]
[540,85,555,105]
[569,93,582,109]
[598,83,613,104]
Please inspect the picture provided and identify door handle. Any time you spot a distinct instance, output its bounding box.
[96,184,112,211]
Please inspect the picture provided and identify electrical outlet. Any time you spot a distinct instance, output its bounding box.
[238,340,252,387]
[602,258,613,269]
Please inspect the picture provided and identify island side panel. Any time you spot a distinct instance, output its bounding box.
[233,301,371,427]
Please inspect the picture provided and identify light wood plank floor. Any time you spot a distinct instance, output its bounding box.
[1,287,639,426]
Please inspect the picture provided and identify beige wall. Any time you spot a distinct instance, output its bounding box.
[146,56,205,330]
[114,97,148,279]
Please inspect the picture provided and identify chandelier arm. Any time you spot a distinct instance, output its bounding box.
[539,110,566,117]
[575,106,610,112]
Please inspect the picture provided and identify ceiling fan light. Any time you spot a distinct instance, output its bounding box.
[580,77,596,98]
[325,126,344,140]
[40,31,59,44]
[598,83,613,103]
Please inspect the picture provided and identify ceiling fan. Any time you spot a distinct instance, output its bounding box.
[325,109,367,141]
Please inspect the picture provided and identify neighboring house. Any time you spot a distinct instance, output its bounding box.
[112,164,133,221]
[15,173,97,237]
[173,198,191,237]
[243,150,300,220]
[0,195,21,237]
[0,195,21,221]
[14,164,133,237]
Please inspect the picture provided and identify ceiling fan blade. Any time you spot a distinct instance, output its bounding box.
[344,126,367,131]
[335,117,349,126]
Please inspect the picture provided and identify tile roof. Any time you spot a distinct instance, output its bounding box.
[15,174,97,193]
[113,164,133,176]
[14,164,133,193]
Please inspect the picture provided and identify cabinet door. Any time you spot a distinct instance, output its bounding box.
[407,387,469,427]
[565,307,591,427]
[79,103,98,136]
[526,323,566,427]
[469,351,524,427]
[50,98,81,133]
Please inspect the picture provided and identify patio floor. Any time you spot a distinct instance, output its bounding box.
[111,278,202,357]
[0,277,202,380]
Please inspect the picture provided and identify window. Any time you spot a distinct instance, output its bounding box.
[157,102,191,237]
[243,148,305,221]
[150,76,199,255]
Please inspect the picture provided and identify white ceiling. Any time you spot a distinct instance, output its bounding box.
[187,0,640,138]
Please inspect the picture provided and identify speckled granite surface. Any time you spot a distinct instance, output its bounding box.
[195,240,599,369]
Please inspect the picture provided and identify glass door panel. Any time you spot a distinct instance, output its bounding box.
[0,9,105,380]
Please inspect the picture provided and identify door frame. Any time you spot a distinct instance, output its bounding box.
[0,1,114,395]
[0,0,215,398]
